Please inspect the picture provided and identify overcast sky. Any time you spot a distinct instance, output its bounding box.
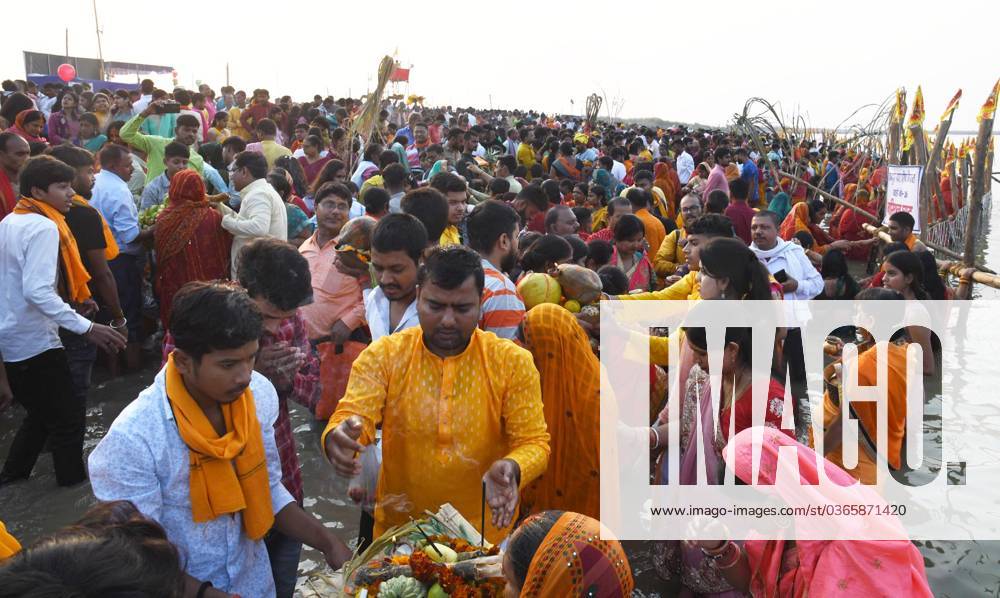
[3,0,997,131]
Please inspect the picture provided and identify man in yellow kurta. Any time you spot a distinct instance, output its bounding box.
[323,245,550,542]
[654,193,702,278]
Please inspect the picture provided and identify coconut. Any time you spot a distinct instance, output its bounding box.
[335,216,378,271]
[517,273,562,309]
[553,264,603,304]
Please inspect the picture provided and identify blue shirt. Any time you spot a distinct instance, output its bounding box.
[91,169,142,255]
[140,173,171,211]
[740,159,760,201]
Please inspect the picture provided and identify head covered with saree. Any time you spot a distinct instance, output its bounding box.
[521,303,601,519]
[156,169,211,261]
[508,510,634,598]
[724,427,932,598]
[10,109,47,143]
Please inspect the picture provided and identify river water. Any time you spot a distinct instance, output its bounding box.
[1,175,998,596]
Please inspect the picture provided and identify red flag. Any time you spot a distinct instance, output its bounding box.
[389,67,410,82]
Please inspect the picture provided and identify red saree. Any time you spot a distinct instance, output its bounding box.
[154,170,232,324]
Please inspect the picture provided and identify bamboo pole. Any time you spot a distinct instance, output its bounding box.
[924,113,955,224]
[861,222,996,273]
[908,124,931,238]
[962,116,994,267]
[778,171,879,221]
[937,260,1000,290]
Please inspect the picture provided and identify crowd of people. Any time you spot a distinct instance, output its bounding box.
[0,75,964,596]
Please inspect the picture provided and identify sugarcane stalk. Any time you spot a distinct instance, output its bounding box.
[962,115,994,267]
[861,223,995,273]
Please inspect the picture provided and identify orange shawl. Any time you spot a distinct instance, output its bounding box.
[520,512,634,598]
[779,201,810,241]
[903,233,918,251]
[164,353,274,540]
[653,162,679,219]
[14,197,91,303]
[73,195,119,261]
[0,521,20,560]
[521,304,600,519]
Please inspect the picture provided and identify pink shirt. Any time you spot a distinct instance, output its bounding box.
[703,164,730,199]
[298,233,366,340]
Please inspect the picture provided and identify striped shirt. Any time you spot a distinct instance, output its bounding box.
[479,258,525,340]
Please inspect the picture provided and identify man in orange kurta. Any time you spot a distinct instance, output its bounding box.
[323,246,549,542]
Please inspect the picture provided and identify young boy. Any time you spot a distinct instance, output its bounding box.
[0,156,125,487]
[139,141,191,210]
[90,281,351,597]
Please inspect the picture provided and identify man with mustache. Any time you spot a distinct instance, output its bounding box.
[324,245,550,544]
[90,279,351,598]
[154,238,325,597]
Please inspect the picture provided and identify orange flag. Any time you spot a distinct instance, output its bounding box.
[940,89,962,122]
[978,79,999,124]
[907,86,925,127]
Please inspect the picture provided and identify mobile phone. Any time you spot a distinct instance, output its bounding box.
[158,101,181,114]
[773,269,788,283]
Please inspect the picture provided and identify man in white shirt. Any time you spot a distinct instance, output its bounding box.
[131,79,155,115]
[89,282,351,597]
[0,156,125,487]
[362,213,426,341]
[213,151,287,278]
[674,138,695,185]
[749,210,822,300]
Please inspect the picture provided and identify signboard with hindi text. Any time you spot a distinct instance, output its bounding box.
[883,164,924,233]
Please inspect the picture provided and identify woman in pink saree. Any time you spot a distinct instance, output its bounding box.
[690,427,933,597]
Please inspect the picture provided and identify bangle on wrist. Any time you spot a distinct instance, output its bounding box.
[650,426,661,449]
[716,542,742,569]
[86,321,95,334]
[701,539,728,556]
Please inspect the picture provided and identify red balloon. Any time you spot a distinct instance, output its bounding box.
[57,63,76,82]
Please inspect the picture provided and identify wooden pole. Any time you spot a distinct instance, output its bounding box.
[908,124,930,238]
[92,0,105,80]
[862,222,996,273]
[778,171,879,221]
[961,116,994,267]
[924,113,955,224]
[937,261,1000,289]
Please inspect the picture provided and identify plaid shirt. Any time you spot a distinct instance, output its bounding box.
[162,311,320,504]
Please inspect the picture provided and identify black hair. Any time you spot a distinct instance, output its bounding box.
[266,169,292,200]
[362,186,390,215]
[613,213,645,242]
[418,245,485,295]
[699,237,772,300]
[571,206,592,226]
[506,510,565,591]
[381,162,407,188]
[885,250,928,300]
[518,184,549,211]
[520,234,572,272]
[173,89,191,105]
[565,234,588,263]
[587,239,614,268]
[684,324,753,370]
[255,118,277,136]
[378,150,399,169]
[687,213,734,238]
[274,155,308,197]
[175,114,200,130]
[713,146,731,162]
[169,282,263,361]
[79,112,99,127]
[705,190,729,214]
[752,209,781,227]
[633,170,653,184]
[46,144,93,169]
[0,504,186,598]
[856,287,904,301]
[402,187,450,242]
[793,230,814,249]
[544,204,574,232]
[310,159,347,196]
[236,238,313,310]
[489,178,511,195]
[728,177,749,200]
[625,187,649,210]
[233,151,268,179]
[164,141,189,160]
[221,135,248,153]
[315,181,352,204]
[373,213,428,263]
[303,134,323,150]
[497,155,516,173]
[916,250,947,300]
[467,200,519,254]
[429,171,467,194]
[881,241,908,258]
[807,198,826,222]
[541,179,562,204]
[19,155,75,195]
[0,92,33,124]
[888,211,915,230]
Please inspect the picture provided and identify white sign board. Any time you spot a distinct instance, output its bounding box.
[883,164,924,233]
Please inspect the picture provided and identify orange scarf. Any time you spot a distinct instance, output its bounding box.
[13,197,91,303]
[0,521,20,560]
[904,233,918,250]
[164,354,274,540]
[73,195,119,261]
[520,512,634,598]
